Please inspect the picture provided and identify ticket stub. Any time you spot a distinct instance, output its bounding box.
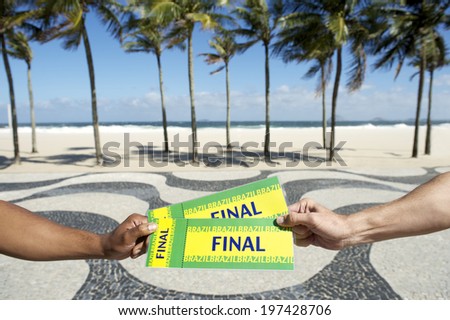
[147,176,288,220]
[146,218,294,270]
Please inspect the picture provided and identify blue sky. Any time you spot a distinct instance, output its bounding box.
[1,13,450,124]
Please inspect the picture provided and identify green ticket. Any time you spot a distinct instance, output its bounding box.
[146,218,294,270]
[147,176,288,220]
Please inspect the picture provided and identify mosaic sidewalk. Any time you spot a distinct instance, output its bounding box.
[0,167,449,300]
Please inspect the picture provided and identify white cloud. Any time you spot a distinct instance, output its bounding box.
[7,82,449,123]
[276,85,290,93]
[360,84,374,91]
[37,97,87,110]
[433,74,450,87]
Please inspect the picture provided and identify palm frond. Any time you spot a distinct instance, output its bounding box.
[346,43,366,91]
[210,65,226,75]
[61,25,83,51]
[199,52,222,65]
[209,40,226,56]
[303,63,321,80]
[96,3,122,40]
[327,13,348,45]
[5,31,32,65]
[150,1,182,24]
[188,12,217,29]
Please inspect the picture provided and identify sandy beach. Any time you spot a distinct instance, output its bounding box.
[1,124,449,172]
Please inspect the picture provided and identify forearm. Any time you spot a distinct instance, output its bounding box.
[0,200,107,261]
[346,172,450,246]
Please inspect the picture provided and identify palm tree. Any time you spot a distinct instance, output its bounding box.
[289,0,372,162]
[0,33,19,163]
[122,7,172,153]
[6,30,38,153]
[305,56,333,150]
[233,0,286,160]
[150,0,223,163]
[0,0,36,164]
[422,31,447,155]
[409,30,447,155]
[275,12,334,149]
[372,0,449,158]
[199,31,240,151]
[36,0,122,165]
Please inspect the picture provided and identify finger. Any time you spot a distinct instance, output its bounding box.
[300,200,309,213]
[124,222,158,245]
[131,242,146,259]
[292,225,312,238]
[288,202,302,213]
[302,197,320,212]
[276,212,313,228]
[293,230,312,240]
[294,235,314,247]
[125,213,149,226]
[133,239,145,252]
[289,198,313,214]
[307,200,328,213]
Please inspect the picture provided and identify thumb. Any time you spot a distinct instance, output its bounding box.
[125,222,158,244]
[277,212,313,228]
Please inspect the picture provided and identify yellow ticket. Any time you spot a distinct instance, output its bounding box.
[146,218,294,270]
[147,176,288,220]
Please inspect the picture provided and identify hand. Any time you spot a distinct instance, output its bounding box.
[276,198,352,250]
[101,214,158,260]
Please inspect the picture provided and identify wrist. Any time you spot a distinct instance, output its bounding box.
[344,206,393,247]
[342,211,373,247]
[59,230,107,260]
[99,233,112,259]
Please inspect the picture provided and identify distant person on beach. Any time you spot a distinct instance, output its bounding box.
[277,172,450,249]
[0,200,157,261]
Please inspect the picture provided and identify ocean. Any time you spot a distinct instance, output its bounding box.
[0,120,449,133]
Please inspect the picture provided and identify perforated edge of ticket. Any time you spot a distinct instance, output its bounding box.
[146,218,294,270]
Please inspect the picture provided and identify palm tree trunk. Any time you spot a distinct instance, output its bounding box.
[81,24,102,165]
[412,46,426,158]
[225,62,231,151]
[424,68,433,155]
[28,65,37,153]
[329,47,342,161]
[157,53,169,153]
[1,34,20,164]
[264,42,271,159]
[321,61,327,149]
[188,33,198,162]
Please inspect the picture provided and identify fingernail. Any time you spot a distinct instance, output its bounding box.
[276,216,285,225]
[148,223,158,232]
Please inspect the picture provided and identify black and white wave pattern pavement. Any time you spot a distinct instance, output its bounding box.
[0,167,449,300]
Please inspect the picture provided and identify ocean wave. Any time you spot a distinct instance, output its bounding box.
[1,121,449,134]
[338,123,378,129]
[393,123,409,128]
[234,124,266,129]
[0,125,188,134]
[436,122,450,129]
